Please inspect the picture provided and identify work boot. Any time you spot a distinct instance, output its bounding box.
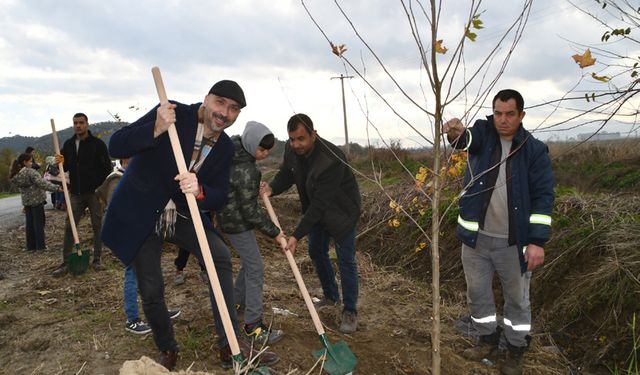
[462,331,500,361]
[52,264,68,278]
[219,339,279,369]
[244,321,285,345]
[339,310,357,334]
[159,350,178,371]
[314,296,340,310]
[500,343,526,375]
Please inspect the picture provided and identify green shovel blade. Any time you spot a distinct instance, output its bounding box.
[312,334,357,375]
[68,244,90,275]
[231,353,272,375]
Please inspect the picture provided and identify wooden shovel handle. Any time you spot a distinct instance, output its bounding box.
[50,119,80,248]
[151,67,240,357]
[261,194,326,335]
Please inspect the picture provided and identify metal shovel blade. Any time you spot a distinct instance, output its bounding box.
[67,244,90,275]
[247,367,271,375]
[312,334,357,375]
[231,354,272,375]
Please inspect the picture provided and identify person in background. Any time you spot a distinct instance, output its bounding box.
[9,153,62,251]
[443,89,555,375]
[52,113,112,276]
[95,158,181,335]
[43,156,67,210]
[262,113,362,334]
[217,121,286,345]
[25,146,41,171]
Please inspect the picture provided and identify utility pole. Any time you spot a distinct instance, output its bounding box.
[331,74,353,157]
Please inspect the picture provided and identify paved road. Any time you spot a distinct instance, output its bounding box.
[0,195,23,230]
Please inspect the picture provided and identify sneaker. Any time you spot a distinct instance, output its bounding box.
[125,319,152,335]
[339,310,358,334]
[314,297,340,309]
[52,264,68,278]
[168,309,181,320]
[244,321,285,346]
[174,272,186,286]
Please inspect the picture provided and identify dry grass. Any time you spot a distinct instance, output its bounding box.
[355,140,640,372]
[536,193,640,370]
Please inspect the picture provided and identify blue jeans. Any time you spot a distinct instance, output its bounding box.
[123,265,139,322]
[308,225,358,312]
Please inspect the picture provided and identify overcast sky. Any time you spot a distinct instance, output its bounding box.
[0,0,634,147]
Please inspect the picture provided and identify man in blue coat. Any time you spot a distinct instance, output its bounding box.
[443,89,554,375]
[101,81,277,370]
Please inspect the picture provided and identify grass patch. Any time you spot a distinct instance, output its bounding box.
[538,193,640,369]
[0,192,18,199]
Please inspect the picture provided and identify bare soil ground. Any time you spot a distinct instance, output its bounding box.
[0,196,566,374]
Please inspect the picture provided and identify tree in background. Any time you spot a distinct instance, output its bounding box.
[301,1,534,373]
[535,0,640,145]
[0,148,16,192]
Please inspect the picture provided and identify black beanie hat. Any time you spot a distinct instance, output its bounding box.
[209,80,246,108]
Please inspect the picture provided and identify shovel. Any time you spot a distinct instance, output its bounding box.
[151,67,270,375]
[261,194,357,375]
[50,119,90,275]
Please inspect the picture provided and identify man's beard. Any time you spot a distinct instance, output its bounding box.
[209,112,230,132]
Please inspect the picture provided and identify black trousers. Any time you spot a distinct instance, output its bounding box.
[133,215,239,351]
[25,204,46,250]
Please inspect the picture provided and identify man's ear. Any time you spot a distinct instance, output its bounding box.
[519,111,526,121]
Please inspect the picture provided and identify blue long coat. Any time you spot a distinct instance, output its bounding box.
[101,101,233,265]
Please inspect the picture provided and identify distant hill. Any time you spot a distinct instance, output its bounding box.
[0,121,128,156]
[0,122,289,162]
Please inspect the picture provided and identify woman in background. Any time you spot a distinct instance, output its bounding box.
[9,153,61,251]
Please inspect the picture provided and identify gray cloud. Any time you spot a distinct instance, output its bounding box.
[0,0,628,142]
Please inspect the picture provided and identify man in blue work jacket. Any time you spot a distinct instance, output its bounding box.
[443,89,554,375]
